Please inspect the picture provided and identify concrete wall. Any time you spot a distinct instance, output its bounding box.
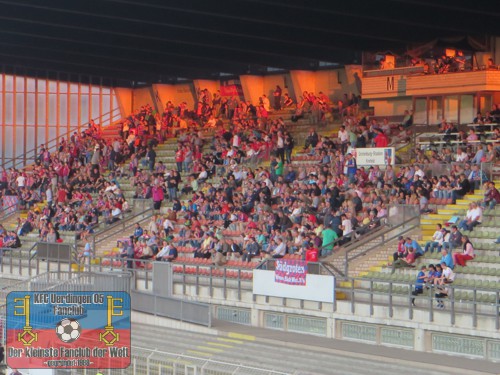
[369,98,413,117]
[132,87,154,112]
[113,87,133,118]
[240,75,265,104]
[193,79,220,98]
[163,282,500,361]
[290,67,362,103]
[152,83,196,110]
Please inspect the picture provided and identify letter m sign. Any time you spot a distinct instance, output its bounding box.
[386,76,395,91]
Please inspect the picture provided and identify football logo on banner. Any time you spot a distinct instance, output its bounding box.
[6,291,131,369]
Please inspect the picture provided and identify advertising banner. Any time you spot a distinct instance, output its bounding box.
[6,291,131,370]
[253,269,335,303]
[355,147,395,166]
[219,84,243,97]
[274,260,307,286]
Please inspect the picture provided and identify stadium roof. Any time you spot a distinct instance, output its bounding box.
[0,0,498,86]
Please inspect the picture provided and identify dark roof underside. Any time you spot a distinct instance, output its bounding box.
[0,0,498,86]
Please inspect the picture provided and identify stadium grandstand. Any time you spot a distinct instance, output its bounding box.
[0,1,500,374]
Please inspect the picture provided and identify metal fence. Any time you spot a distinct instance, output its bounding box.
[131,290,211,327]
[54,346,293,375]
[336,278,500,330]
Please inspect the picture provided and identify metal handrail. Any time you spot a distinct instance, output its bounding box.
[1,251,499,331]
[90,206,155,251]
[0,200,20,221]
[336,277,500,330]
[2,109,122,170]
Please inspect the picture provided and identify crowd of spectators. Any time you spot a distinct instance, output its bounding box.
[113,103,429,268]
[107,91,500,270]
[389,178,500,309]
[0,107,161,247]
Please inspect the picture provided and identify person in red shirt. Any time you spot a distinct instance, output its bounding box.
[373,128,389,147]
[175,147,184,173]
[56,184,68,204]
[305,243,319,262]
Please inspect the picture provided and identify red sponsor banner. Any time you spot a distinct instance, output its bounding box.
[274,259,307,286]
[219,84,243,97]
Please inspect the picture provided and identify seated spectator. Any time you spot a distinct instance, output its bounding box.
[242,236,260,262]
[156,240,178,262]
[453,235,475,267]
[445,225,463,250]
[434,262,455,287]
[269,237,287,259]
[227,238,243,259]
[213,238,229,267]
[424,224,443,253]
[392,236,407,261]
[3,231,21,248]
[391,248,416,274]
[105,204,122,225]
[451,174,471,203]
[194,232,214,259]
[404,237,424,258]
[481,181,500,210]
[458,202,482,232]
[435,287,448,310]
[423,264,438,286]
[440,248,454,269]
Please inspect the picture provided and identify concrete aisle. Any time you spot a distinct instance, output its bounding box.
[131,318,499,375]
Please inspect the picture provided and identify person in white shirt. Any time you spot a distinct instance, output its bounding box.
[458,202,482,231]
[434,262,455,286]
[162,217,174,237]
[197,168,208,181]
[271,237,287,259]
[414,165,425,179]
[232,134,240,149]
[424,223,444,253]
[107,206,122,224]
[337,126,349,153]
[456,148,468,162]
[16,174,26,190]
[340,213,353,239]
[261,95,271,112]
[45,186,53,206]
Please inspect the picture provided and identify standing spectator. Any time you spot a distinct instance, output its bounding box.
[146,145,156,172]
[273,85,282,110]
[124,237,135,269]
[321,226,338,257]
[411,265,427,306]
[344,153,357,183]
[175,147,184,173]
[152,184,164,211]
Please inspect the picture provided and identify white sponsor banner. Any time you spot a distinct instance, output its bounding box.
[253,270,335,303]
[355,147,394,166]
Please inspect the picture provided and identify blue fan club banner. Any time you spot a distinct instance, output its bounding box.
[6,291,131,369]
